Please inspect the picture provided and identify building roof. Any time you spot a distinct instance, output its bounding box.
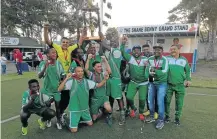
[1,37,46,48]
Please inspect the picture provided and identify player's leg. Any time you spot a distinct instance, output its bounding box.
[146,82,156,123]
[103,98,112,126]
[165,84,174,123]
[20,110,31,135]
[54,93,62,129]
[69,111,81,133]
[155,83,167,129]
[138,84,148,121]
[59,90,70,125]
[126,81,138,118]
[81,110,93,126]
[90,98,102,122]
[174,85,185,125]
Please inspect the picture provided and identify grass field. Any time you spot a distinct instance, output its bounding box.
[1,72,217,139]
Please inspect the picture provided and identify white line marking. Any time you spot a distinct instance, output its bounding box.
[1,93,217,124]
[187,93,217,97]
[1,115,20,124]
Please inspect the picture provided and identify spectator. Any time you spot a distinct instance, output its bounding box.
[1,53,8,75]
[15,49,23,75]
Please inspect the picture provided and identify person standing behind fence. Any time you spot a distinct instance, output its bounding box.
[14,49,23,75]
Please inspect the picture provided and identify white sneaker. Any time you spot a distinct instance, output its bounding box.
[61,113,67,125]
[46,120,52,128]
[56,122,62,130]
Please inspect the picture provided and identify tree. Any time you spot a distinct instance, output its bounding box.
[168,0,217,60]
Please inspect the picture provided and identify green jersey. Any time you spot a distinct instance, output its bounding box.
[167,55,191,85]
[88,55,102,72]
[120,44,149,83]
[69,60,78,73]
[108,48,122,78]
[21,90,50,110]
[89,72,106,98]
[39,60,64,93]
[147,55,169,84]
[65,78,97,112]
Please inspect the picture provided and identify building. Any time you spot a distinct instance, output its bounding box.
[117,23,199,72]
[1,36,46,54]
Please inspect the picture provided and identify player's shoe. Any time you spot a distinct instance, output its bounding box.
[154,112,158,120]
[156,120,164,129]
[139,114,145,121]
[46,120,52,127]
[38,118,46,130]
[56,122,62,129]
[143,110,150,116]
[21,127,28,135]
[145,116,155,123]
[130,109,137,118]
[174,118,180,126]
[164,116,170,123]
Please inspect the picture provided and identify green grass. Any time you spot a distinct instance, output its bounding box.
[1,72,217,139]
[191,77,217,88]
[1,72,38,81]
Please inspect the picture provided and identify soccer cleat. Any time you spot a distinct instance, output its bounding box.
[145,117,155,123]
[156,120,164,129]
[174,119,180,126]
[38,118,46,130]
[143,110,150,116]
[56,122,62,129]
[21,127,28,135]
[139,114,145,121]
[46,120,52,128]
[164,116,170,123]
[130,110,136,118]
[154,112,158,120]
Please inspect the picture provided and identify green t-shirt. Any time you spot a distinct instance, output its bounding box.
[108,48,122,78]
[89,72,106,98]
[64,78,97,112]
[147,55,169,84]
[39,60,64,94]
[88,55,102,72]
[69,60,78,73]
[22,90,45,110]
[120,44,149,83]
[167,55,191,85]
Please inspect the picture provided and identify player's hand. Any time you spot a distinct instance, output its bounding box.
[66,73,72,79]
[104,73,109,80]
[88,54,93,59]
[121,36,128,45]
[45,60,50,68]
[101,56,106,61]
[99,32,105,40]
[30,94,38,101]
[185,81,191,87]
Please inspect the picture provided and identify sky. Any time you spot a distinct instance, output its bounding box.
[105,0,181,28]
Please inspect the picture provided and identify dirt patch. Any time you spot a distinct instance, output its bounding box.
[193,60,217,78]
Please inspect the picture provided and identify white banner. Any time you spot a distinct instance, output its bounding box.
[1,37,19,45]
[118,24,198,34]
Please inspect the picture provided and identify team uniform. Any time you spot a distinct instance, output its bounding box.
[64,78,97,128]
[20,90,55,135]
[89,72,109,115]
[39,61,64,101]
[107,48,123,99]
[165,55,191,122]
[146,56,168,123]
[120,44,149,115]
[88,55,102,72]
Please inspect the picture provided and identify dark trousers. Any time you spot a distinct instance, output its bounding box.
[17,62,22,75]
[59,90,70,114]
[20,108,55,127]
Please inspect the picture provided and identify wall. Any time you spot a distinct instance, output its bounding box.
[126,36,197,53]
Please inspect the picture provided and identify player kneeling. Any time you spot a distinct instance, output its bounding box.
[58,67,109,133]
[20,79,55,135]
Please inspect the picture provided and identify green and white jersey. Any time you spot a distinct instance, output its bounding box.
[120,44,149,83]
[69,60,78,73]
[64,78,97,112]
[108,48,122,79]
[38,61,46,75]
[89,72,106,98]
[39,60,64,93]
[167,55,191,85]
[147,55,169,84]
[21,90,50,109]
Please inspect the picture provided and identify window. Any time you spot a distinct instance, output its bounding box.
[157,39,165,44]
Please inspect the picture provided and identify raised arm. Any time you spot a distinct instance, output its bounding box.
[120,36,131,62]
[85,54,93,76]
[58,73,72,92]
[38,61,49,79]
[43,24,52,46]
[101,56,111,74]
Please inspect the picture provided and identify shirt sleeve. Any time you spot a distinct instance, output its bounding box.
[120,44,131,62]
[68,44,78,54]
[64,79,73,90]
[22,91,29,107]
[52,43,62,54]
[184,59,191,81]
[155,57,169,76]
[38,61,45,74]
[87,79,97,89]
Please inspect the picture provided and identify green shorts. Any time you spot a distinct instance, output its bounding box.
[90,96,109,115]
[41,88,61,102]
[107,78,122,99]
[69,110,92,128]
